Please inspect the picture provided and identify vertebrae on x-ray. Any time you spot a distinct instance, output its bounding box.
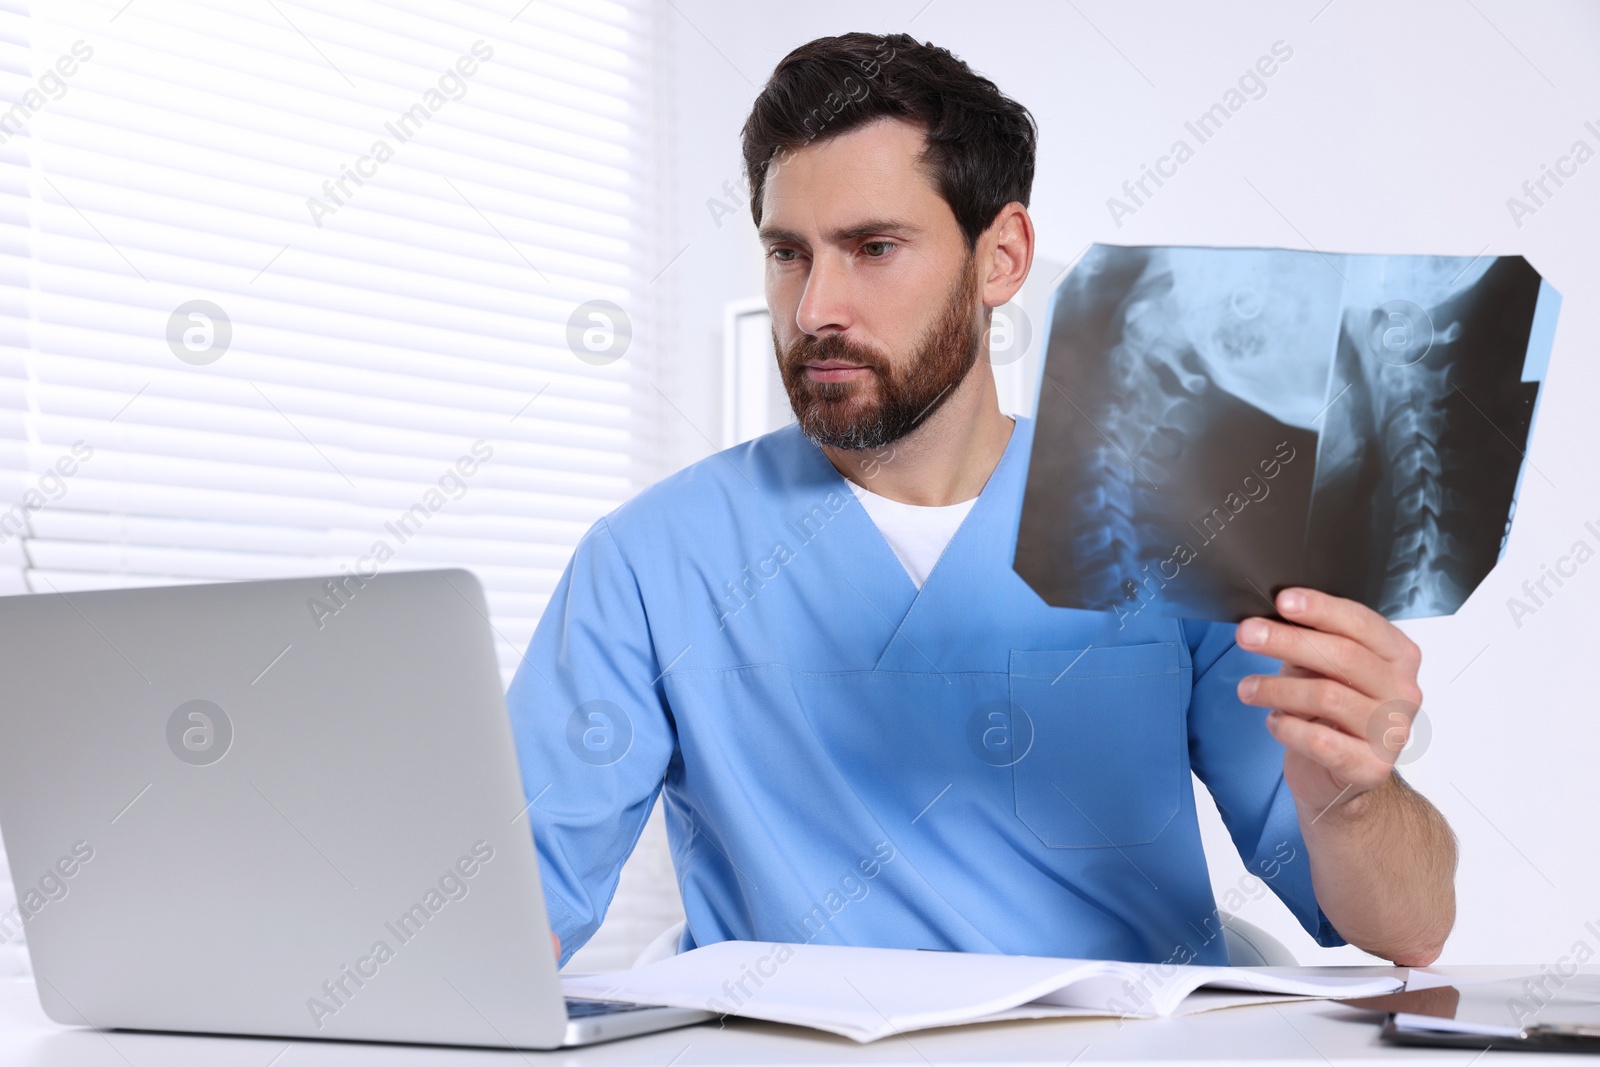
[1065,248,1491,616]
[1331,255,1487,619]
[1067,263,1211,605]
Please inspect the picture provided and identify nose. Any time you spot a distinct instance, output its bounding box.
[794,252,854,338]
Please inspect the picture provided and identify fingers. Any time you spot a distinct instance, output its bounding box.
[1242,672,1422,775]
[1273,587,1420,666]
[1240,589,1423,809]
[1265,709,1392,791]
[1239,672,1374,736]
[1237,615,1392,698]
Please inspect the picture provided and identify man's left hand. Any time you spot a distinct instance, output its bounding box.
[1235,587,1424,819]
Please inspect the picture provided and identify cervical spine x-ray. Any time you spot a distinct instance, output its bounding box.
[1014,244,1560,623]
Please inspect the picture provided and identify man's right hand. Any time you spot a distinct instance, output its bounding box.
[552,932,561,960]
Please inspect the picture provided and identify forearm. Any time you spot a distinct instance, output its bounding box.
[1298,774,1457,965]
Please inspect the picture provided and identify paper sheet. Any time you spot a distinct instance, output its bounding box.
[561,941,1406,1042]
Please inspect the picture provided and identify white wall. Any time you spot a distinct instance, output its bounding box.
[602,0,1600,969]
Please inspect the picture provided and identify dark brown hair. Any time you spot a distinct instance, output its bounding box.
[741,32,1037,251]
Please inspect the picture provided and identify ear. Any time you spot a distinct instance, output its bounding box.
[978,202,1034,310]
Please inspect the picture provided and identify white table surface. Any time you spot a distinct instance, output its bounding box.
[2,965,1592,1066]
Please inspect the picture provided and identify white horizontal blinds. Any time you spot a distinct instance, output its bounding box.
[0,1,32,597]
[0,0,35,973]
[14,0,658,678]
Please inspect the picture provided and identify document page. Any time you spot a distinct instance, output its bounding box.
[562,941,1405,1042]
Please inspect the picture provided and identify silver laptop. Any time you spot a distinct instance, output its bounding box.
[0,569,711,1048]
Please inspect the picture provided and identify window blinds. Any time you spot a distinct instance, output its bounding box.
[0,1,32,597]
[0,0,660,681]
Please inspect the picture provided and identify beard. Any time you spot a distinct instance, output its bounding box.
[775,251,982,452]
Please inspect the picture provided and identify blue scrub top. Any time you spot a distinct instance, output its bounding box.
[507,414,1344,967]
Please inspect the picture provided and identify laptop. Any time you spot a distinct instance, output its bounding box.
[0,569,713,1048]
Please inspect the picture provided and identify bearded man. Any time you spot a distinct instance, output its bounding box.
[513,32,1456,970]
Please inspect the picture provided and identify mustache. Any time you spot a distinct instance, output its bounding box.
[780,332,890,377]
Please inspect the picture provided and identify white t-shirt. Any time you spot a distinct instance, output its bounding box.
[847,479,978,590]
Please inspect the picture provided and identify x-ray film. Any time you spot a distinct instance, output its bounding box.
[1014,244,1559,624]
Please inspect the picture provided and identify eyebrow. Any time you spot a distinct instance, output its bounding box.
[758,218,924,246]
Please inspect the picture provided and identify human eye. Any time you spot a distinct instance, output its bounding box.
[861,240,896,258]
[767,246,799,263]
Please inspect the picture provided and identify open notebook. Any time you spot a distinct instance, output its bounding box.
[562,941,1404,1042]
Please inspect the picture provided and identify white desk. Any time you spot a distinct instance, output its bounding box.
[1,966,1591,1065]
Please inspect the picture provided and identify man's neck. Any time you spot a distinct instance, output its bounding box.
[822,368,1015,507]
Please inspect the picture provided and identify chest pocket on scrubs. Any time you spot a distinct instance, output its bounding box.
[1008,642,1187,849]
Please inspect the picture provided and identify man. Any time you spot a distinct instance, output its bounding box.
[511,32,1456,970]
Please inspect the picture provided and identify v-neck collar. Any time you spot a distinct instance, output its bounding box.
[797,415,1031,671]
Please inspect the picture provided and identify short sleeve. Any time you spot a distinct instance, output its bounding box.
[1184,619,1346,949]
[505,517,678,966]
